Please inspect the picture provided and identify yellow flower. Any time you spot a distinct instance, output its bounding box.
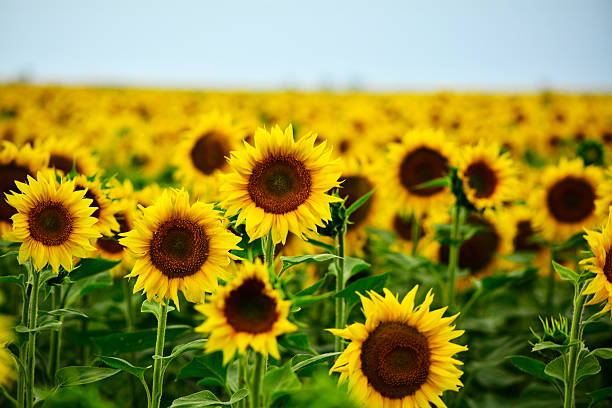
[581,208,612,317]
[36,136,100,176]
[72,174,120,236]
[329,287,467,408]
[220,124,342,245]
[6,172,101,272]
[119,189,241,307]
[195,260,297,364]
[0,315,14,386]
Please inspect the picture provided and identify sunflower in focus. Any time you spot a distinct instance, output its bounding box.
[6,172,101,272]
[383,129,457,217]
[174,111,245,200]
[195,259,297,364]
[72,175,120,236]
[329,287,467,408]
[119,189,241,306]
[458,141,518,209]
[581,209,612,317]
[530,158,602,243]
[0,141,48,237]
[221,124,342,245]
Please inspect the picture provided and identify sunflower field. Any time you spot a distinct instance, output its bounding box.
[0,84,611,408]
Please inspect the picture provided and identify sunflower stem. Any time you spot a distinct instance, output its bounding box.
[25,262,40,408]
[151,301,168,408]
[334,224,346,352]
[250,353,265,408]
[262,232,275,270]
[48,286,62,383]
[446,205,462,309]
[546,249,556,313]
[17,281,30,408]
[123,279,135,331]
[563,282,586,408]
[411,214,420,256]
[238,356,248,408]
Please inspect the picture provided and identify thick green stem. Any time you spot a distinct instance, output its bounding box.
[25,265,40,408]
[250,353,265,408]
[262,232,275,269]
[411,215,420,256]
[334,225,346,352]
[446,205,462,308]
[18,282,30,408]
[563,284,586,408]
[123,279,135,331]
[151,301,169,408]
[238,356,248,408]
[48,286,62,382]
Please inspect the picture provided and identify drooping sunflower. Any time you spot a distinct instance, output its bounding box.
[581,208,612,317]
[382,128,457,217]
[6,172,101,272]
[0,141,48,237]
[72,175,120,236]
[174,111,245,200]
[458,141,518,209]
[119,189,241,306]
[195,259,297,364]
[329,287,467,408]
[530,158,603,243]
[220,124,342,245]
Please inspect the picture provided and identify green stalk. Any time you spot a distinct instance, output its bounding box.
[546,249,556,313]
[411,215,420,256]
[18,281,30,408]
[563,283,586,408]
[25,264,40,408]
[123,279,135,331]
[446,205,462,308]
[249,353,265,408]
[334,224,346,352]
[48,286,62,382]
[151,301,169,408]
[262,232,275,268]
[238,356,248,408]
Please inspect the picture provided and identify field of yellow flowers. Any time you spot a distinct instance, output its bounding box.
[0,84,612,408]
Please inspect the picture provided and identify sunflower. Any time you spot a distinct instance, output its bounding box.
[37,136,99,176]
[594,169,612,219]
[375,210,429,255]
[382,128,457,217]
[581,208,612,317]
[72,175,120,236]
[0,141,48,237]
[95,198,138,278]
[458,141,518,209]
[0,315,14,386]
[119,189,241,306]
[220,124,342,245]
[195,259,297,364]
[174,111,245,200]
[497,204,548,271]
[5,172,101,272]
[329,286,467,408]
[530,158,603,243]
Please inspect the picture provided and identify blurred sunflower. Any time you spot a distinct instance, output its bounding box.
[0,315,14,386]
[119,189,241,306]
[329,287,467,408]
[195,259,297,364]
[37,136,100,176]
[530,158,602,242]
[383,129,456,217]
[458,141,518,209]
[95,199,137,278]
[498,205,548,270]
[6,172,100,272]
[595,169,612,219]
[581,209,612,317]
[221,124,342,245]
[72,175,120,236]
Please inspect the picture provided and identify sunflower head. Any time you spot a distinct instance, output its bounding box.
[581,208,612,317]
[119,189,241,307]
[72,174,120,236]
[6,172,101,272]
[220,124,342,245]
[329,286,467,408]
[195,259,297,364]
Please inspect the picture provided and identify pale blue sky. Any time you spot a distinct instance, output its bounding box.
[1,0,611,91]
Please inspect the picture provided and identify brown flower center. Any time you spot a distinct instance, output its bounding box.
[340,176,373,231]
[190,132,230,175]
[97,213,130,254]
[546,176,595,223]
[248,155,312,214]
[604,251,612,283]
[465,161,497,198]
[399,147,448,197]
[49,154,81,175]
[28,201,73,246]
[0,163,31,223]
[149,218,209,279]
[224,277,279,333]
[360,322,430,399]
[393,214,425,241]
[513,220,541,252]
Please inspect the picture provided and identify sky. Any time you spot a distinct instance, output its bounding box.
[1,0,611,91]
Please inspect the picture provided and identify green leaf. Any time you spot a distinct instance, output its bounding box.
[343,256,370,284]
[304,237,335,252]
[291,352,341,372]
[92,325,190,355]
[507,356,555,382]
[552,261,579,283]
[66,273,113,306]
[69,258,121,281]
[263,364,301,405]
[345,188,375,218]
[155,339,207,364]
[0,274,25,287]
[279,333,317,354]
[414,176,449,190]
[296,273,328,297]
[291,291,335,308]
[169,389,248,408]
[531,340,577,353]
[576,354,601,384]
[56,366,120,387]
[141,300,175,320]
[280,254,338,274]
[99,356,150,379]
[0,250,19,258]
[334,273,388,312]
[177,352,226,386]
[15,321,62,333]
[589,348,612,359]
[587,387,612,406]
[40,308,88,319]
[543,356,565,381]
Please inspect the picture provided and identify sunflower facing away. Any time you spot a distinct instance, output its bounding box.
[329,287,467,408]
[581,208,612,317]
[220,124,342,245]
[195,259,297,364]
[119,189,241,306]
[6,172,101,272]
